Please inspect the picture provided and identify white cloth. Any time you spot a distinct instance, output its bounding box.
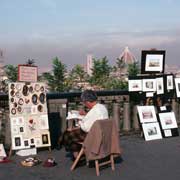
[79,103,109,132]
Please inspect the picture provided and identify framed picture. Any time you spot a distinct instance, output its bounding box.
[24,139,30,148]
[166,74,174,90]
[174,78,180,97]
[137,105,157,123]
[142,122,162,141]
[41,132,51,147]
[12,135,23,150]
[141,50,166,74]
[128,79,142,92]
[159,112,178,129]
[156,77,164,95]
[142,79,156,92]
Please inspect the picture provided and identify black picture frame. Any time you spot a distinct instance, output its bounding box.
[141,50,166,74]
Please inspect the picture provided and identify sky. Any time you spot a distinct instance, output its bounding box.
[0,0,180,73]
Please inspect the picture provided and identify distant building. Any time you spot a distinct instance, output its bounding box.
[0,49,8,93]
[86,54,93,76]
[0,49,7,81]
[165,64,179,75]
[111,46,137,80]
[119,46,136,64]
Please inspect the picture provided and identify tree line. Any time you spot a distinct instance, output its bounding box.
[2,56,139,93]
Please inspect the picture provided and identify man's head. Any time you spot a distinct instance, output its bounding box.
[81,90,97,109]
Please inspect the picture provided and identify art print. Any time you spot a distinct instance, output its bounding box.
[137,105,157,123]
[128,79,142,92]
[142,122,162,141]
[159,112,178,129]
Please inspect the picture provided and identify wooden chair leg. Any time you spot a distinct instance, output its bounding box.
[71,148,84,171]
[110,155,115,171]
[8,146,12,159]
[95,160,100,176]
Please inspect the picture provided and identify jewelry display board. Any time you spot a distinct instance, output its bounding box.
[8,82,51,150]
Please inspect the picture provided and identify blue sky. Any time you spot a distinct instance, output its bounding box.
[0,0,180,72]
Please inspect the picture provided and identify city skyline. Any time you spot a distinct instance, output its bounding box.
[0,0,180,72]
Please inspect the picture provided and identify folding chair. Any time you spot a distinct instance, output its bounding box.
[70,119,121,176]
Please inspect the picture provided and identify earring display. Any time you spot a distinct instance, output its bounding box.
[9,82,50,150]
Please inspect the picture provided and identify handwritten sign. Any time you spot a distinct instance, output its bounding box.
[18,65,38,82]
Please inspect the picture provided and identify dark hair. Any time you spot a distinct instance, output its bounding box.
[81,90,97,102]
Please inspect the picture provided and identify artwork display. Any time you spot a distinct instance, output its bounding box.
[175,78,180,98]
[159,112,178,130]
[142,122,162,141]
[137,105,157,123]
[141,50,165,74]
[9,82,51,150]
[128,79,142,92]
[166,75,174,90]
[142,79,156,92]
[156,77,164,95]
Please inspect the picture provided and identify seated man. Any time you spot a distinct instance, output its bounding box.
[63,90,109,158]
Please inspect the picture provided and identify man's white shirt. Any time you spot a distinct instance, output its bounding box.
[79,103,109,132]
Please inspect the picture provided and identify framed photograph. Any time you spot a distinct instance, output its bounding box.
[142,122,162,141]
[166,75,174,90]
[12,135,23,150]
[41,132,51,147]
[137,105,157,123]
[128,79,142,92]
[156,77,164,95]
[24,139,30,148]
[141,50,165,74]
[159,112,178,129]
[175,78,180,97]
[142,79,156,92]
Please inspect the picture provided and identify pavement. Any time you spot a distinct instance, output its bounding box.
[1,134,180,180]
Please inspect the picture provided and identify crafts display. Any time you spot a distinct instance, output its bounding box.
[21,157,42,167]
[9,82,51,150]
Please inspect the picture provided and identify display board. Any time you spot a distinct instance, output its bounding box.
[8,82,51,150]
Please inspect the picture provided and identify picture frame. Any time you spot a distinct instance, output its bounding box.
[24,139,30,148]
[174,78,180,97]
[142,79,156,92]
[137,105,157,123]
[141,50,166,74]
[128,79,142,92]
[159,112,178,129]
[41,132,51,147]
[12,135,23,150]
[166,74,174,90]
[156,77,164,95]
[142,122,162,141]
